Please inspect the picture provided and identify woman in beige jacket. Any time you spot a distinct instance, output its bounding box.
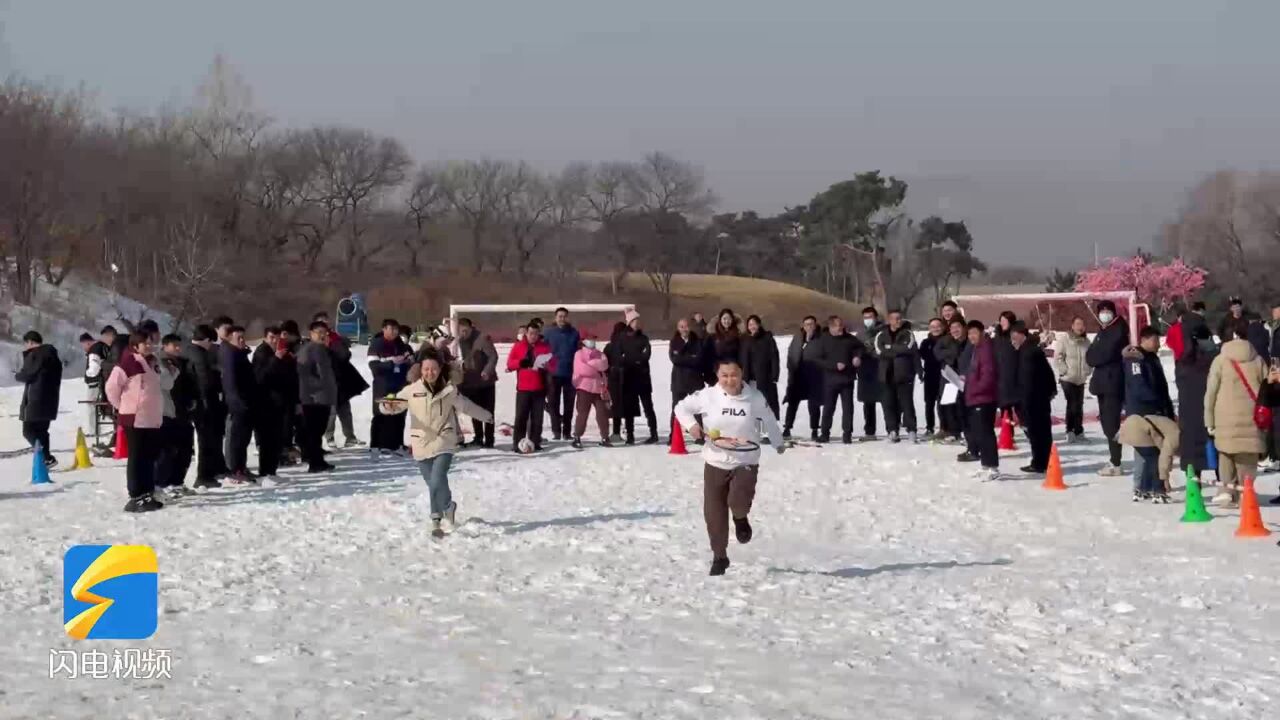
[391,349,493,537]
[1204,338,1265,506]
[1051,317,1091,442]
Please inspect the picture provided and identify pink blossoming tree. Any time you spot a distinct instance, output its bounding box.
[1075,256,1208,318]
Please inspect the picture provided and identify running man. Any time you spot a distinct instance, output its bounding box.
[675,357,784,576]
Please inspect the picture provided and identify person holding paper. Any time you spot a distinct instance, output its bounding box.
[935,317,968,445]
[506,321,557,453]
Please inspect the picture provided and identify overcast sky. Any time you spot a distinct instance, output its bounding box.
[3,0,1277,268]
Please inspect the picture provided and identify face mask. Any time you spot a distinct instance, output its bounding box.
[582,339,597,350]
[1099,312,1114,325]
[863,318,875,329]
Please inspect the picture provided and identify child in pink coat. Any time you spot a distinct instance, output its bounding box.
[571,339,612,448]
[105,332,166,512]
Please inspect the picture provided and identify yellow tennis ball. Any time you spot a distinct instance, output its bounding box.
[708,428,721,439]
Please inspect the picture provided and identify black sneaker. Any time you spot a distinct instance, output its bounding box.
[124,494,164,513]
[644,435,660,445]
[889,432,901,444]
[1270,494,1280,505]
[625,435,636,446]
[734,517,753,544]
[44,455,58,469]
[818,434,832,444]
[957,451,979,463]
[1151,492,1172,504]
[571,437,583,449]
[598,439,613,448]
[552,431,563,441]
[307,462,335,474]
[859,434,877,443]
[811,430,820,442]
[842,435,853,445]
[194,478,222,489]
[709,557,730,576]
[1020,465,1045,474]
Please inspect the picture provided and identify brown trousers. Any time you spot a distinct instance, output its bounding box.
[703,464,759,558]
[573,391,610,439]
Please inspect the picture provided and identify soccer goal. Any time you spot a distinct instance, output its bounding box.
[951,291,1148,345]
[447,303,637,343]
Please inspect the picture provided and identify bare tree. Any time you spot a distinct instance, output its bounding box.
[403,166,449,272]
[626,152,716,311]
[437,159,508,273]
[303,127,411,271]
[581,161,638,294]
[163,215,225,330]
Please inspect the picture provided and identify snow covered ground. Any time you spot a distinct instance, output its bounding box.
[2,338,1278,719]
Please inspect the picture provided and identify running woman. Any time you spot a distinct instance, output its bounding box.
[674,357,784,576]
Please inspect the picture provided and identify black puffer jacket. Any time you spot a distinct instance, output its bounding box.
[993,330,1020,408]
[739,330,780,387]
[920,334,943,386]
[182,342,223,416]
[669,333,705,399]
[785,329,825,402]
[855,321,885,401]
[874,322,921,385]
[618,329,653,396]
[815,331,863,388]
[1086,317,1131,398]
[16,344,62,423]
[1017,342,1059,413]
[252,342,299,413]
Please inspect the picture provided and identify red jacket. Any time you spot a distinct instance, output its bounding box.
[965,339,999,406]
[1165,320,1184,359]
[506,339,556,392]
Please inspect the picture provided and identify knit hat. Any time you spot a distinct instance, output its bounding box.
[624,309,640,324]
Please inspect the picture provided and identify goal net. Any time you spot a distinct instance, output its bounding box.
[446,303,637,343]
[951,291,1148,345]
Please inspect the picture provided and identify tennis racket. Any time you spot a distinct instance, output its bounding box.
[711,436,761,452]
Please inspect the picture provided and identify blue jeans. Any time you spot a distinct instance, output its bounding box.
[1133,447,1161,493]
[418,453,455,517]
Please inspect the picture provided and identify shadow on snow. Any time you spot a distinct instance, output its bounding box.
[768,557,1013,580]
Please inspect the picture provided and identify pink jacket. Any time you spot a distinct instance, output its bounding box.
[572,347,609,396]
[105,352,165,429]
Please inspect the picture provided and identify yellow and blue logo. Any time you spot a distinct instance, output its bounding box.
[63,545,157,640]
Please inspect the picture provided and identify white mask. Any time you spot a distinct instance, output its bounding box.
[863,318,875,329]
[582,339,597,350]
[1099,311,1114,325]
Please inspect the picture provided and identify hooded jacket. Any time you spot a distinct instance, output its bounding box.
[1086,317,1131,398]
[297,341,339,407]
[785,329,826,401]
[85,340,109,388]
[673,383,783,470]
[16,344,62,423]
[396,378,494,460]
[1204,338,1266,455]
[1017,341,1059,412]
[219,343,256,416]
[993,329,1020,407]
[105,352,164,429]
[1122,348,1174,418]
[572,346,610,396]
[1052,332,1091,386]
[182,342,223,417]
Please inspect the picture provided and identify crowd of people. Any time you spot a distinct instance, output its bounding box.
[11,297,1280,541]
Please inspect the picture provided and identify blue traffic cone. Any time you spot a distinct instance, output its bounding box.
[32,442,52,485]
[1205,438,1218,472]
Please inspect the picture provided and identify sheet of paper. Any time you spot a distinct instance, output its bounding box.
[941,383,960,405]
[941,366,965,392]
[533,353,553,369]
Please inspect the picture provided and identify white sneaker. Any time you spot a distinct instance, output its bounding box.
[1099,464,1124,477]
[1211,491,1236,507]
[442,501,457,533]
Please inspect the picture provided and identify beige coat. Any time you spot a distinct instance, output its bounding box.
[395,379,494,460]
[1117,414,1180,481]
[1051,332,1091,386]
[1204,339,1265,455]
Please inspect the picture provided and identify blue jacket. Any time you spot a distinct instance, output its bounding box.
[542,324,581,379]
[1123,349,1175,418]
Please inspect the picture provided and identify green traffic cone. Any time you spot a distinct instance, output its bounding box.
[1181,465,1212,523]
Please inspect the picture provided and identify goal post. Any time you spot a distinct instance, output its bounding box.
[951,291,1146,345]
[447,303,636,342]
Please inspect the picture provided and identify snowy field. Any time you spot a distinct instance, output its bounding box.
[2,337,1279,719]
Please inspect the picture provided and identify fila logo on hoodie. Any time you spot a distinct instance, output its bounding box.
[674,384,783,470]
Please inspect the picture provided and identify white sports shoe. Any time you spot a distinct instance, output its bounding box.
[1099,464,1124,477]
[1211,491,1237,507]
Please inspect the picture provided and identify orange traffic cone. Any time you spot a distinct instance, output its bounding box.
[998,414,1017,451]
[668,417,688,455]
[1042,444,1067,490]
[1235,476,1272,538]
[112,425,129,460]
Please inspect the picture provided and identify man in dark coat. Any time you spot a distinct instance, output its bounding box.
[367,319,414,455]
[992,312,1021,420]
[452,318,499,448]
[604,322,634,441]
[183,325,225,488]
[542,307,582,441]
[1085,299,1131,475]
[935,317,969,444]
[919,319,946,439]
[854,307,885,440]
[315,311,368,448]
[15,331,62,467]
[874,310,921,443]
[783,316,824,439]
[618,313,658,444]
[816,315,864,444]
[1011,322,1057,474]
[670,318,706,436]
[252,326,298,477]
[156,334,199,493]
[1217,296,1251,343]
[220,326,258,482]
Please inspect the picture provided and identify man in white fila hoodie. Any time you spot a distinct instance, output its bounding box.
[675,357,784,576]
